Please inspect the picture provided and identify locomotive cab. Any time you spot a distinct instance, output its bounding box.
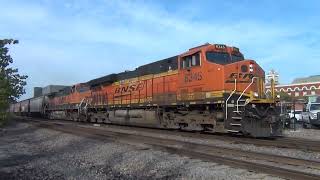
[178,43,267,101]
[177,43,281,137]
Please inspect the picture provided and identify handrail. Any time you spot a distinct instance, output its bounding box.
[78,98,85,115]
[236,77,258,112]
[225,79,237,119]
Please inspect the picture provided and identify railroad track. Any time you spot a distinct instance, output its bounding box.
[102,123,320,152]
[17,117,320,152]
[40,118,320,152]
[20,117,320,180]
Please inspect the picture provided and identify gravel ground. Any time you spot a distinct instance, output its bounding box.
[0,120,282,180]
[284,127,320,141]
[85,124,320,163]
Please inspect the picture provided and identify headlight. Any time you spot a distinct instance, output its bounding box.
[249,63,254,72]
[311,113,318,119]
[253,92,259,97]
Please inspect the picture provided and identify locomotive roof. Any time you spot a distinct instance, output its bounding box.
[86,43,241,88]
[87,56,178,87]
[46,86,72,97]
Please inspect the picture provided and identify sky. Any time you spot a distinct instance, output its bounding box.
[1,0,320,100]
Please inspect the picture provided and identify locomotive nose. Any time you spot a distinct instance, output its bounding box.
[241,60,265,98]
[238,60,265,79]
[239,60,255,73]
[225,60,265,98]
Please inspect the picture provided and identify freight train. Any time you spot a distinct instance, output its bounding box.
[10,43,282,137]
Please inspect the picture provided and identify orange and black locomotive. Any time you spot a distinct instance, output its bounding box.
[11,43,282,137]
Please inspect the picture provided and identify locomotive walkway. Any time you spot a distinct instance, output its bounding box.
[18,117,320,180]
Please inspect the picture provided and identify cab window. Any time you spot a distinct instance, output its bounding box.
[206,52,230,65]
[231,54,244,62]
[180,53,200,69]
[78,86,90,93]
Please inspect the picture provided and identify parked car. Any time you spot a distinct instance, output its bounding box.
[288,110,302,123]
[301,103,320,129]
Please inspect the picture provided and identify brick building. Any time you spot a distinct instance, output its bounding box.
[266,75,320,98]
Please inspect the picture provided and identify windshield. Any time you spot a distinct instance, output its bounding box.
[310,104,320,111]
[206,52,230,65]
[231,54,244,62]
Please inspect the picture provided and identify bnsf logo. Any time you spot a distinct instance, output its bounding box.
[115,83,144,94]
[229,73,254,79]
[225,73,254,83]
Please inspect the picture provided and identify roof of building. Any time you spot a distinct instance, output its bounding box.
[292,75,320,84]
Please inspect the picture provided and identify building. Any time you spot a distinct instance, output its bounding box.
[266,75,320,98]
[265,74,320,111]
[268,81,320,97]
[292,75,320,84]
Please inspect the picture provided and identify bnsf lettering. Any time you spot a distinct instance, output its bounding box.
[225,73,254,83]
[115,83,144,94]
[185,72,203,83]
[229,73,254,79]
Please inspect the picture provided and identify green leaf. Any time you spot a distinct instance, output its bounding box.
[0,39,27,113]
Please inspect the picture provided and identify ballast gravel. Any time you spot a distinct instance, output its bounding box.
[85,124,320,162]
[284,128,320,141]
[0,120,282,180]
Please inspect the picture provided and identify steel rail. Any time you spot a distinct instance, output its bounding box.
[21,118,320,180]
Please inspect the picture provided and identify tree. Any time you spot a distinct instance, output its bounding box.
[277,91,293,102]
[0,39,28,123]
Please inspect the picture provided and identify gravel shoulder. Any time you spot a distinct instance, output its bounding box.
[82,124,320,162]
[0,120,282,180]
[284,128,320,141]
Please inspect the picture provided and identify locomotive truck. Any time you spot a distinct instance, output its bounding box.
[10,43,282,137]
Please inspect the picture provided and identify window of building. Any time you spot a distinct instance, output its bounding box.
[311,91,316,95]
[288,92,291,96]
[303,91,307,96]
[295,92,299,97]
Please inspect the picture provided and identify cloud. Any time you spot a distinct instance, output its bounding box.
[1,0,319,99]
[0,2,49,33]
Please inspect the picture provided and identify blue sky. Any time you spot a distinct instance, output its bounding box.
[1,0,320,100]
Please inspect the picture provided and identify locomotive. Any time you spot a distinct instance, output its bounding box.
[10,43,282,137]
